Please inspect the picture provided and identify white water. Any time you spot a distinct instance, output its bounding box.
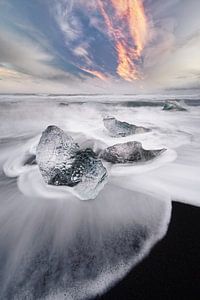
[0,95,199,299]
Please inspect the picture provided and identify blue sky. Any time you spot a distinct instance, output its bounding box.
[0,0,200,93]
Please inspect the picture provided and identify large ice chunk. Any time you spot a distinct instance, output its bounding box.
[36,125,107,200]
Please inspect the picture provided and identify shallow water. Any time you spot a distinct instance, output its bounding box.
[0,95,199,299]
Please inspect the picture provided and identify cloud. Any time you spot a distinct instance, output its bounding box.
[0,25,79,93]
[0,0,200,93]
[52,0,101,72]
[141,0,200,90]
[0,31,66,79]
[144,31,200,89]
[53,0,82,42]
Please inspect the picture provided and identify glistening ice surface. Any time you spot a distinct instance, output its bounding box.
[0,94,200,299]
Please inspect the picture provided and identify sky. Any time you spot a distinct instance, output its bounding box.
[0,0,200,94]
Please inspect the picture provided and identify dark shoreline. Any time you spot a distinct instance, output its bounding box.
[98,202,200,300]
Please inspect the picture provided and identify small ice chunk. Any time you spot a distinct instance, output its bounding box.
[103,116,150,137]
[162,101,187,111]
[99,141,166,164]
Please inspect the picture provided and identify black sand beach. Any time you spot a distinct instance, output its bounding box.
[100,202,200,300]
